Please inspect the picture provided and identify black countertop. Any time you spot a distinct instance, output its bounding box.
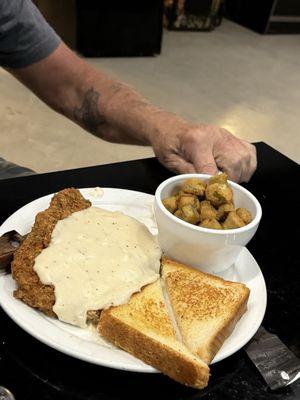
[0,142,299,400]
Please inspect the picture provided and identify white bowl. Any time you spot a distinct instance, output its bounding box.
[154,174,262,273]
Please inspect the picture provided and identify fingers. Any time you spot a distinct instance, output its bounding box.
[229,141,257,183]
[179,125,255,182]
[152,122,257,181]
[193,153,218,176]
[214,131,257,183]
[173,159,197,174]
[157,153,197,174]
[182,133,219,175]
[217,147,244,182]
[241,142,257,182]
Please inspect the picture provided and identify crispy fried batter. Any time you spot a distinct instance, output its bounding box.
[12,188,91,319]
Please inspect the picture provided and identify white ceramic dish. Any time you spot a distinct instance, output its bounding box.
[0,188,266,372]
[154,174,262,273]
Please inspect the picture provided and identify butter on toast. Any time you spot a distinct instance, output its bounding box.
[98,279,210,389]
[161,258,250,364]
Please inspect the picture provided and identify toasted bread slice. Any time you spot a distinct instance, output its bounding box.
[98,279,209,389]
[161,258,250,364]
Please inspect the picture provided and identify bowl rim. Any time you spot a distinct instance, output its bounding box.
[155,173,262,235]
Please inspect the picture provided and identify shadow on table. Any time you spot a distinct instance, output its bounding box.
[2,295,299,400]
[3,319,244,400]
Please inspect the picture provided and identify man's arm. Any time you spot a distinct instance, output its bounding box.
[9,43,184,145]
[9,43,256,182]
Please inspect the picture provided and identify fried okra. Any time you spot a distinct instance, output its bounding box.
[205,183,233,207]
[199,218,223,230]
[217,203,235,222]
[180,205,200,224]
[180,178,206,197]
[177,194,200,210]
[162,174,253,230]
[222,211,245,229]
[175,205,200,224]
[208,172,228,185]
[162,196,178,213]
[199,200,218,222]
[236,208,252,225]
[174,209,184,220]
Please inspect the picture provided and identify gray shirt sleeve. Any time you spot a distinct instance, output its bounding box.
[0,0,61,68]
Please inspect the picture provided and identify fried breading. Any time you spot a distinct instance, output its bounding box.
[11,188,92,319]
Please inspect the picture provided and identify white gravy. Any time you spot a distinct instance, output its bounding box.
[33,207,161,328]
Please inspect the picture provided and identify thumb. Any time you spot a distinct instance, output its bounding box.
[168,156,197,174]
[193,152,218,175]
[175,159,197,174]
[157,153,196,174]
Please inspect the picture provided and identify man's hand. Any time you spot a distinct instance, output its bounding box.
[150,122,257,183]
[10,43,256,183]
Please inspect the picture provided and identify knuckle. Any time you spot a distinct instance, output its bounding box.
[231,156,243,168]
[198,165,217,175]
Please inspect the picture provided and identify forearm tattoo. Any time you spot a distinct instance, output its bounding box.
[73,88,106,134]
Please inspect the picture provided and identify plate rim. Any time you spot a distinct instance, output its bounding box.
[0,187,267,372]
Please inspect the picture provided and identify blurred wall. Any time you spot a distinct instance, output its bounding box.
[33,0,76,48]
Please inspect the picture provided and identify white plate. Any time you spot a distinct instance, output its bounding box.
[0,188,267,373]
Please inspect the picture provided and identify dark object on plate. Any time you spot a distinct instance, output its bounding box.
[246,326,300,390]
[0,230,26,273]
[165,0,223,31]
